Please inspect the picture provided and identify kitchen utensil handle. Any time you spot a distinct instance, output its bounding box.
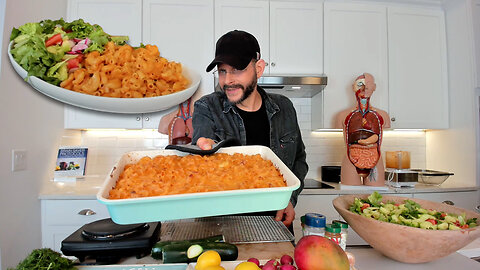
[442,200,454,205]
[78,209,96,216]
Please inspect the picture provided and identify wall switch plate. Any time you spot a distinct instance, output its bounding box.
[12,149,27,172]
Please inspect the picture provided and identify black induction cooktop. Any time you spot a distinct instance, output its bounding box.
[61,218,161,264]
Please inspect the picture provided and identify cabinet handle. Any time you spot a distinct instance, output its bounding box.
[78,209,96,216]
[476,205,480,213]
[391,117,396,122]
[265,62,269,66]
[144,117,149,121]
[442,200,454,205]
[136,116,141,121]
[271,62,276,67]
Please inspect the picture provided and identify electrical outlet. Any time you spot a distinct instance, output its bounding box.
[12,149,27,172]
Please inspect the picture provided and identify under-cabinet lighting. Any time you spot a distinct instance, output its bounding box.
[84,129,163,138]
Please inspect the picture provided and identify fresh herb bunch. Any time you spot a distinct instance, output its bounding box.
[9,248,75,270]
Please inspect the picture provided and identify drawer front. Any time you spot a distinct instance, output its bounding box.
[413,191,480,211]
[42,199,110,226]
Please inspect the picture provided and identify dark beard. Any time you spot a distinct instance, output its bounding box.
[221,74,257,105]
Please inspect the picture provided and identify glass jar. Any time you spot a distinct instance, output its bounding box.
[303,213,326,237]
[332,220,349,250]
[325,224,342,247]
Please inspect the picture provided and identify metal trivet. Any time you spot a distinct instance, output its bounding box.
[160,216,294,244]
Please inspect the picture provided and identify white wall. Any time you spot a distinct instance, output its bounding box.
[426,0,478,187]
[0,0,66,269]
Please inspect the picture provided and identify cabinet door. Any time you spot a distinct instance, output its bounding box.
[66,0,143,129]
[64,106,143,129]
[144,0,215,98]
[413,191,480,212]
[323,2,388,129]
[270,1,323,75]
[214,0,270,72]
[67,0,142,46]
[388,7,448,129]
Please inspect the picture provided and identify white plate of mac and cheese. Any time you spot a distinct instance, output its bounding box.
[97,146,301,224]
[8,41,201,114]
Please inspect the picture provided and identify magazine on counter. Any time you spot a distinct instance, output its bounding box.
[53,146,88,181]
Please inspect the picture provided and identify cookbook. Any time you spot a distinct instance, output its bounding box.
[54,146,88,181]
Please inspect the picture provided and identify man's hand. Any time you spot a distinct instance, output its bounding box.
[275,202,295,227]
[197,137,216,150]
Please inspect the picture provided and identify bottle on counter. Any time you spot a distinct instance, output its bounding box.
[325,224,342,247]
[303,213,326,237]
[332,220,349,251]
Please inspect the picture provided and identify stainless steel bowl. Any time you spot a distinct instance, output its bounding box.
[411,169,454,185]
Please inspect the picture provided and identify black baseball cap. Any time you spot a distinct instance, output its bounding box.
[206,30,261,72]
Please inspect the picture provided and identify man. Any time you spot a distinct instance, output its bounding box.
[192,30,308,227]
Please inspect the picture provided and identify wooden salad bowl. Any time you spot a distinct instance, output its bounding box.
[333,194,480,263]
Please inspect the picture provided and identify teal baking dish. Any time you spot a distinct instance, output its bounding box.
[97,146,301,224]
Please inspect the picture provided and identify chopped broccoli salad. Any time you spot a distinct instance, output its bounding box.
[349,192,478,230]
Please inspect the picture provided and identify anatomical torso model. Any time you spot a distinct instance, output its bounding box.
[335,73,390,186]
[158,99,193,145]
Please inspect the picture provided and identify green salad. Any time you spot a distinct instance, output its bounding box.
[10,18,128,85]
[349,192,478,230]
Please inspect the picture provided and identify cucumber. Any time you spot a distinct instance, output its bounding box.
[162,242,238,263]
[151,235,224,260]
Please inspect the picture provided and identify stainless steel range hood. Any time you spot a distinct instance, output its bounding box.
[258,75,327,98]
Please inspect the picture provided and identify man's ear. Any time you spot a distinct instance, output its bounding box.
[255,59,266,78]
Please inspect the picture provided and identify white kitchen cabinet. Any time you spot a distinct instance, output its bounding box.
[318,3,449,130]
[322,2,389,129]
[41,199,110,252]
[64,106,173,129]
[66,0,145,129]
[387,7,448,129]
[67,0,142,46]
[65,0,213,129]
[214,0,323,75]
[413,191,480,212]
[143,0,214,99]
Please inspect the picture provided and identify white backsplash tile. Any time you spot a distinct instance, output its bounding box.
[65,99,426,180]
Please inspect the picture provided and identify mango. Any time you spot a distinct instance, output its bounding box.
[294,236,349,270]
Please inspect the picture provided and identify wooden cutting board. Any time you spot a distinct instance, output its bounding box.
[236,242,295,260]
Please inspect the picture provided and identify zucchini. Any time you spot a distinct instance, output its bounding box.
[162,242,238,263]
[151,235,224,260]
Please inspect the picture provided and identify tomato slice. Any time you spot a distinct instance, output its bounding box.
[67,55,83,70]
[426,219,437,225]
[45,33,63,47]
[361,203,370,212]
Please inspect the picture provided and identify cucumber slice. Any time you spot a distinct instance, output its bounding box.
[187,244,203,259]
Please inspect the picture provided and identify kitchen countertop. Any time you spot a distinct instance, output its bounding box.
[74,243,479,269]
[39,176,479,199]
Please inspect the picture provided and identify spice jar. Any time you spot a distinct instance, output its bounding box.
[325,224,342,247]
[303,213,326,237]
[332,220,349,250]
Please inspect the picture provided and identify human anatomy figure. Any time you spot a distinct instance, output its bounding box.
[158,98,193,145]
[335,73,390,186]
